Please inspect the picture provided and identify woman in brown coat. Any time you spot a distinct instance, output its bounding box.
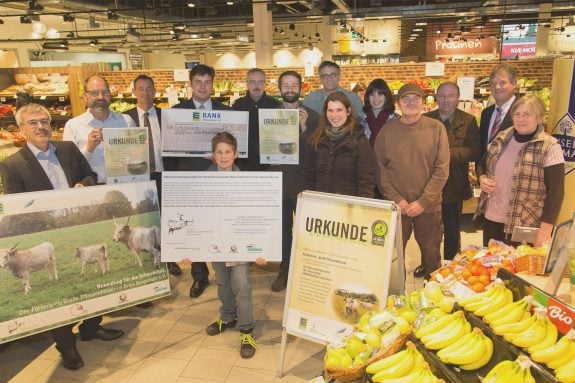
[301,91,376,198]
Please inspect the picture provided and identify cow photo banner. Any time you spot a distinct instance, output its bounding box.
[0,181,170,344]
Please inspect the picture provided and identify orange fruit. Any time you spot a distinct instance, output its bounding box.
[479,274,490,285]
[461,269,473,281]
[471,282,485,293]
[467,276,480,286]
[440,268,451,278]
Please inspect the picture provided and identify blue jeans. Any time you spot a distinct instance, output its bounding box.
[212,262,254,331]
[442,201,463,261]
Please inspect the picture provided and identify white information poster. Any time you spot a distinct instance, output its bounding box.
[457,76,476,101]
[0,182,170,344]
[425,62,445,76]
[259,108,300,165]
[161,171,282,262]
[103,127,150,184]
[161,108,249,158]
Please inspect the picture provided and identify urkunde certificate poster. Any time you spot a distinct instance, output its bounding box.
[103,127,150,184]
[284,192,396,344]
[0,182,170,343]
[259,108,300,165]
[161,108,249,158]
[161,171,282,262]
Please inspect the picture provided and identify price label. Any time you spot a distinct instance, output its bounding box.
[519,87,527,94]
[215,92,221,97]
[118,93,124,98]
[479,87,488,95]
[60,111,67,116]
[40,95,47,100]
[0,97,5,102]
[59,97,65,102]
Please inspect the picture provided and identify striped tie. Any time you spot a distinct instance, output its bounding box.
[489,107,503,142]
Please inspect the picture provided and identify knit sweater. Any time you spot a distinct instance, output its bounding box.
[374,115,450,213]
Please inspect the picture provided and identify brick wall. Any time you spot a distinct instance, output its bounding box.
[99,58,554,96]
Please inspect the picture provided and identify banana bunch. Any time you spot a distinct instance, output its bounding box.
[504,309,558,350]
[458,280,513,317]
[366,342,443,382]
[490,309,535,336]
[415,310,471,350]
[530,329,575,382]
[483,296,532,327]
[483,356,536,383]
[436,327,494,370]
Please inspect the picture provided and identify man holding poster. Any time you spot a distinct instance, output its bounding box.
[0,104,124,371]
[63,75,136,184]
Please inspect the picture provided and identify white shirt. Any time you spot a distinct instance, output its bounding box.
[137,106,164,172]
[487,95,516,139]
[63,109,136,183]
[192,98,212,110]
[28,142,69,190]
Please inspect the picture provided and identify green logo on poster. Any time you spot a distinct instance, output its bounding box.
[371,220,387,247]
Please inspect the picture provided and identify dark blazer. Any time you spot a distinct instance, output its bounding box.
[172,98,231,171]
[0,141,96,194]
[479,97,517,164]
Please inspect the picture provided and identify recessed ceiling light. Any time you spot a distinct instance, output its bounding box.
[187,1,195,7]
[415,22,427,26]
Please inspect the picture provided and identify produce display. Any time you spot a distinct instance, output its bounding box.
[483,356,536,383]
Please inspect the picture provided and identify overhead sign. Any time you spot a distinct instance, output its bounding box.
[501,24,537,58]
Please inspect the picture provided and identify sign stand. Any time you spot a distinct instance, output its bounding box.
[277,191,405,378]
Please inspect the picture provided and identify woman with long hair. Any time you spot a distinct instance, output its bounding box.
[358,79,399,147]
[301,91,376,198]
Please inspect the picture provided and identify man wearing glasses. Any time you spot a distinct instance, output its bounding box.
[303,60,362,116]
[63,75,136,184]
[232,68,280,171]
[0,104,124,371]
[374,84,450,281]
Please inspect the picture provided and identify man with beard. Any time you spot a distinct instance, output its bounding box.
[63,75,136,184]
[232,68,280,171]
[270,71,319,292]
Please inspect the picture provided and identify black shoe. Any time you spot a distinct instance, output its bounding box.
[205,319,237,336]
[271,271,288,292]
[137,301,153,308]
[80,326,124,342]
[167,262,182,276]
[239,330,257,359]
[190,279,209,298]
[56,345,84,370]
[413,265,426,278]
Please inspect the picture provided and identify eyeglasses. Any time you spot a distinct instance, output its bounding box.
[85,89,111,97]
[400,96,422,104]
[436,94,458,100]
[24,119,51,128]
[320,72,339,80]
[248,80,266,86]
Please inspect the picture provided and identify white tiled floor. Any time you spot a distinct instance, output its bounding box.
[0,212,483,383]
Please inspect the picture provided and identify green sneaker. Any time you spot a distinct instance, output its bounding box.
[205,319,237,336]
[239,331,257,359]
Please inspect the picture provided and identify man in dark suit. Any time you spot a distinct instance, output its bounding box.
[479,63,519,162]
[0,104,124,371]
[172,64,230,298]
[424,82,480,268]
[125,74,182,278]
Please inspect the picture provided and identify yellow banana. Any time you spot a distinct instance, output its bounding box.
[422,316,471,350]
[366,347,411,374]
[493,363,521,383]
[505,314,547,348]
[378,367,425,383]
[486,298,529,327]
[554,357,575,383]
[492,311,535,336]
[547,342,575,370]
[458,282,501,307]
[524,367,536,383]
[420,368,441,383]
[371,348,415,381]
[436,330,477,362]
[460,332,494,370]
[415,310,463,339]
[530,335,573,364]
[442,331,485,365]
[483,360,516,383]
[527,316,558,354]
[473,287,513,317]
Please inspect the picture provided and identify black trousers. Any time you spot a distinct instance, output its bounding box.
[280,195,296,273]
[482,218,520,247]
[51,316,102,350]
[442,201,463,261]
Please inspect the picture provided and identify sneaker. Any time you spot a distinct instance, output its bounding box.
[239,331,257,359]
[205,319,237,336]
[271,271,288,292]
[190,279,209,298]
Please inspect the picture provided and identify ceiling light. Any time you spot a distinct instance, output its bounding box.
[107,10,120,20]
[89,39,98,46]
[32,21,46,34]
[289,23,296,30]
[187,1,195,7]
[62,13,75,23]
[315,32,320,38]
[20,16,32,24]
[46,28,60,38]
[28,1,44,11]
[436,28,442,34]
[413,28,423,32]
[226,1,234,4]
[415,22,427,26]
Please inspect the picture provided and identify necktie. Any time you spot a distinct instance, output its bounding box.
[489,107,503,142]
[143,112,156,173]
[199,104,204,109]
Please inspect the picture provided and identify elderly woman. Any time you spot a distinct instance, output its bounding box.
[358,79,399,147]
[475,94,564,247]
[301,91,376,198]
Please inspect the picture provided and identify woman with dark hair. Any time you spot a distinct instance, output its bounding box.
[358,78,399,147]
[475,94,565,247]
[301,91,376,198]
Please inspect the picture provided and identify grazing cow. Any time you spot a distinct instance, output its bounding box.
[0,242,58,294]
[112,216,161,268]
[74,244,109,276]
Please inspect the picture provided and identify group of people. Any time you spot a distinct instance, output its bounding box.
[0,60,565,370]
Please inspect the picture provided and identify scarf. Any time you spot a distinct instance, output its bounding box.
[367,109,390,147]
[325,124,349,141]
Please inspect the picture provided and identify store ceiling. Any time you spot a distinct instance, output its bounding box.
[0,0,573,52]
